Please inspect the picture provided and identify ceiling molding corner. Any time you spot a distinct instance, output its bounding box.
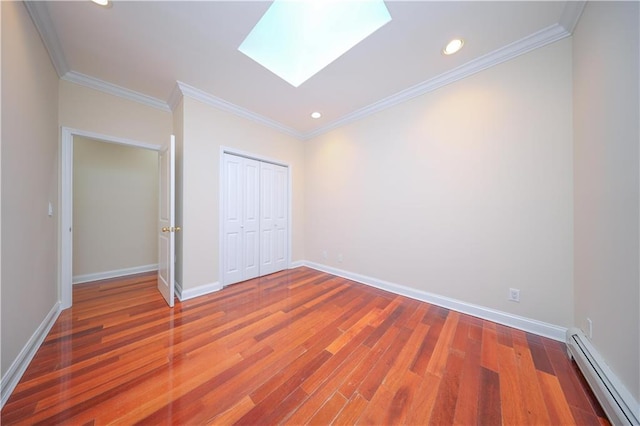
[559,1,587,34]
[24,1,69,77]
[175,82,304,139]
[302,23,571,141]
[62,71,171,112]
[167,83,184,112]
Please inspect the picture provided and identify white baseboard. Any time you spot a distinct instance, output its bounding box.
[567,328,639,425]
[177,281,222,301]
[175,280,183,301]
[177,261,304,302]
[302,261,567,342]
[1,302,61,409]
[73,264,158,284]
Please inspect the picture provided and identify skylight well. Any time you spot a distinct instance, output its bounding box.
[239,0,392,88]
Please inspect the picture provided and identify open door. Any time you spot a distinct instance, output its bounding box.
[158,135,176,307]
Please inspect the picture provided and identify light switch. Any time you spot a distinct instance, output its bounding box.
[48,202,53,217]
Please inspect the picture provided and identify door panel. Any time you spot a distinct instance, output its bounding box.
[260,162,276,275]
[223,154,243,285]
[157,135,175,307]
[244,230,259,273]
[243,159,260,280]
[272,164,288,272]
[225,231,240,274]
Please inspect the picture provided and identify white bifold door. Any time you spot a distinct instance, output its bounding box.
[222,153,288,286]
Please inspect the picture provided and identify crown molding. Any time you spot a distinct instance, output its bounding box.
[559,1,587,34]
[26,0,582,141]
[62,71,171,112]
[174,81,304,139]
[167,82,184,112]
[303,23,570,140]
[24,1,69,77]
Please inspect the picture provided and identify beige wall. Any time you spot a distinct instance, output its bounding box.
[179,97,305,291]
[73,136,158,279]
[573,2,640,402]
[59,80,172,146]
[1,1,59,376]
[305,39,574,327]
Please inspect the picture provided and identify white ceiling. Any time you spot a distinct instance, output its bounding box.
[27,1,583,138]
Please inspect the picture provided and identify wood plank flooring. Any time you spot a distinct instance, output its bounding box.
[1,267,609,425]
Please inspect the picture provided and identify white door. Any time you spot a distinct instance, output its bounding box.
[260,162,288,276]
[223,153,260,285]
[157,135,175,307]
[222,153,243,285]
[223,153,288,286]
[272,164,288,273]
[260,162,275,275]
[242,158,260,280]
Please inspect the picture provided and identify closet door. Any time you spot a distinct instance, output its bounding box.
[242,158,260,280]
[223,153,288,286]
[260,163,276,275]
[260,162,288,276]
[222,154,260,285]
[222,153,243,285]
[271,164,288,273]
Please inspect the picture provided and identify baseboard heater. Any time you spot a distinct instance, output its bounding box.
[566,327,639,425]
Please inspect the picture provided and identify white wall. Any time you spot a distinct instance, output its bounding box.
[73,136,158,280]
[573,1,640,403]
[178,97,305,292]
[1,1,59,377]
[305,38,574,327]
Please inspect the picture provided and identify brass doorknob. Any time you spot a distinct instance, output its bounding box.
[173,226,181,232]
[162,227,170,232]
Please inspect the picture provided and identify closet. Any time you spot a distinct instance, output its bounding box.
[222,152,288,286]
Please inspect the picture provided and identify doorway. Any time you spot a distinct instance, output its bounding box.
[220,150,290,286]
[72,136,158,285]
[60,127,162,308]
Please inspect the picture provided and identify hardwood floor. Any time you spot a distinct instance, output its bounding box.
[2,267,609,425]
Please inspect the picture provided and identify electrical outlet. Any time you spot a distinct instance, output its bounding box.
[508,288,520,302]
[337,253,343,263]
[587,318,593,339]
[322,250,328,260]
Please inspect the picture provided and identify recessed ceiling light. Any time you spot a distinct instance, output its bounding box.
[443,39,464,55]
[91,0,110,6]
[311,112,322,119]
[239,0,392,87]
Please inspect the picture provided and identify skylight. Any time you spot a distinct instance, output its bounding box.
[238,0,392,88]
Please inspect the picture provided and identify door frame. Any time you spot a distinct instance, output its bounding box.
[59,127,161,309]
[218,146,292,287]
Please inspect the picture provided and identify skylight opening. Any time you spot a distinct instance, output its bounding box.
[239,0,392,88]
